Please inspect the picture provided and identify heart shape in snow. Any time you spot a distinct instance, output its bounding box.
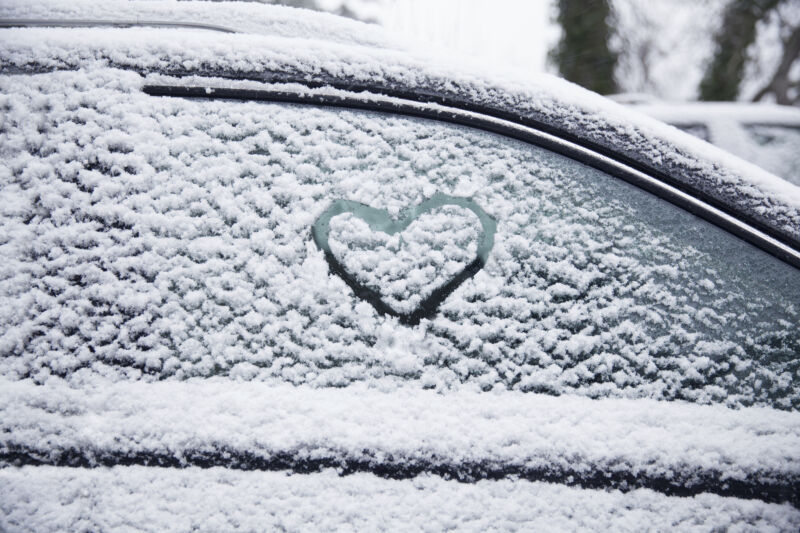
[312,193,496,325]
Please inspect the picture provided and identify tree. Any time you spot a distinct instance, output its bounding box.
[551,0,619,95]
[751,12,800,104]
[609,0,724,101]
[699,0,782,101]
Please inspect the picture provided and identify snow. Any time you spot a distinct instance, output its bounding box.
[1,1,800,526]
[0,0,398,49]
[0,68,799,409]
[2,378,799,488]
[632,102,800,124]
[382,0,556,74]
[2,0,800,244]
[740,125,800,186]
[2,466,799,532]
[327,206,481,315]
[632,102,800,185]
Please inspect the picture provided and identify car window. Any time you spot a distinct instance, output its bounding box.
[742,124,800,186]
[1,70,799,410]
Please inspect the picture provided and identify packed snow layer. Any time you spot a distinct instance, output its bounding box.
[328,207,481,314]
[632,103,800,186]
[0,0,396,49]
[2,466,799,533]
[2,378,799,489]
[2,1,800,245]
[1,69,799,408]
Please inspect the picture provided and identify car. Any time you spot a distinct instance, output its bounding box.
[612,95,800,187]
[1,1,799,531]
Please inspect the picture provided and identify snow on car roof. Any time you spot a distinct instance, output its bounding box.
[0,0,398,49]
[2,0,800,246]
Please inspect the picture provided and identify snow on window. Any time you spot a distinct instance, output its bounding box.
[1,69,798,409]
[327,205,482,316]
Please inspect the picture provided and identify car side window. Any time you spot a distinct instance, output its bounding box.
[1,71,798,410]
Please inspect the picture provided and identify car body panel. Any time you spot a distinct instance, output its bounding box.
[1,1,800,530]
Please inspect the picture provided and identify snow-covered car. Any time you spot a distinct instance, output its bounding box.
[615,96,800,187]
[1,1,800,531]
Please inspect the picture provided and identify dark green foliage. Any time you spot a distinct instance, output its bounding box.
[699,0,782,101]
[551,0,618,95]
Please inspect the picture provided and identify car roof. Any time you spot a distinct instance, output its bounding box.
[0,0,398,48]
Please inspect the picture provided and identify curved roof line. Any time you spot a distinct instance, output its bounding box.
[0,18,238,34]
[2,23,798,250]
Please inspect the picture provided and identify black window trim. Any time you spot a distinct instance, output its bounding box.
[143,83,800,271]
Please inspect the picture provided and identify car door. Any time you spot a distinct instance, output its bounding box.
[2,68,800,529]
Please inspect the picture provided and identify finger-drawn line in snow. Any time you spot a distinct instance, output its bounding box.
[312,193,496,326]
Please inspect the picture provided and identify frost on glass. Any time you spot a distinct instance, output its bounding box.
[314,195,495,323]
[327,207,479,315]
[1,70,799,409]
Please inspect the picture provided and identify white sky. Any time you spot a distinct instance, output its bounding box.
[381,0,556,73]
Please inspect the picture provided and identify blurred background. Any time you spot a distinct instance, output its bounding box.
[253,0,800,105]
